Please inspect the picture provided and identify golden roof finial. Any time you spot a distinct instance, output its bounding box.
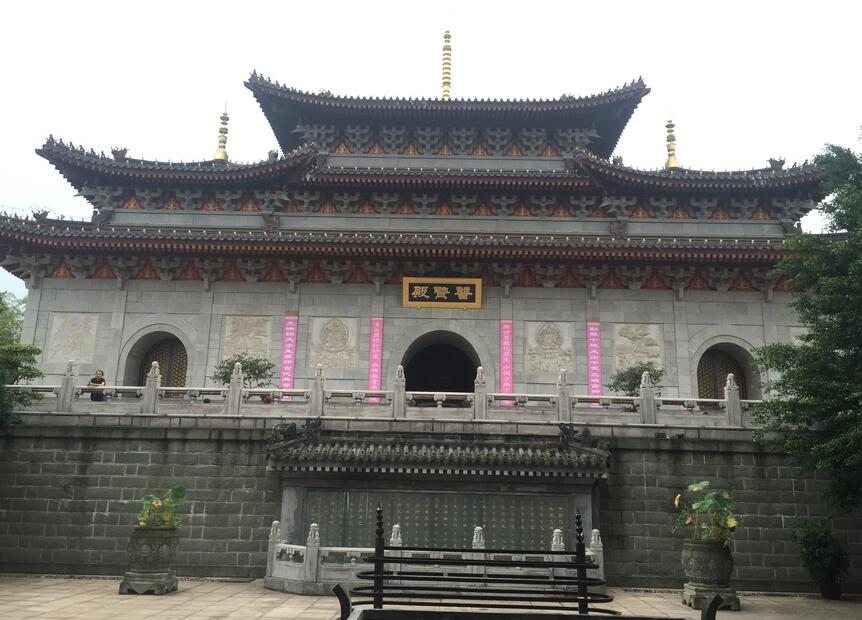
[442,30,452,101]
[213,107,229,161]
[665,116,680,169]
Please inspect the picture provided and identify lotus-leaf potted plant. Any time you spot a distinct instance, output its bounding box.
[797,522,849,600]
[673,481,741,611]
[119,486,186,595]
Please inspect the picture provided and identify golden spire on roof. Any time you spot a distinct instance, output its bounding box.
[213,108,229,161]
[442,30,452,101]
[664,117,680,169]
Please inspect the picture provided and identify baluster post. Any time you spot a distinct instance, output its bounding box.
[724,373,743,427]
[223,362,244,415]
[638,371,658,424]
[305,523,320,584]
[310,364,325,417]
[140,361,161,415]
[56,360,77,413]
[392,365,406,419]
[556,368,571,422]
[473,366,487,420]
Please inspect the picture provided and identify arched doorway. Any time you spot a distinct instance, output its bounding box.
[123,330,189,387]
[697,347,749,399]
[137,337,188,387]
[402,331,480,393]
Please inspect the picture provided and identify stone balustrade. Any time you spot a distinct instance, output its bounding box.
[264,521,605,595]
[7,361,757,428]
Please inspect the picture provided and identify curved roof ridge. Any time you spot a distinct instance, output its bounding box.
[572,147,820,181]
[246,71,648,106]
[37,135,316,171]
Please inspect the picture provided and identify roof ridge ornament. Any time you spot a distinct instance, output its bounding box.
[213,107,229,162]
[665,116,680,169]
[442,30,452,101]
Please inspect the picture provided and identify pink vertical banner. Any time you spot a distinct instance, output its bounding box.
[586,321,603,408]
[280,316,299,400]
[500,320,514,406]
[367,317,384,403]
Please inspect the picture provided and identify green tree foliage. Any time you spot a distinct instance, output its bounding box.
[210,353,275,389]
[752,145,862,513]
[0,343,42,430]
[607,361,665,397]
[0,292,24,345]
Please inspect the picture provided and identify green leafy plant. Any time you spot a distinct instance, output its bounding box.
[137,486,187,528]
[210,353,274,389]
[752,145,862,513]
[0,343,43,431]
[607,361,665,397]
[797,522,849,581]
[673,480,738,545]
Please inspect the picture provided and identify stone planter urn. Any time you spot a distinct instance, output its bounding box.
[119,526,180,595]
[680,540,740,611]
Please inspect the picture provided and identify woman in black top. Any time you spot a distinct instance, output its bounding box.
[87,370,106,401]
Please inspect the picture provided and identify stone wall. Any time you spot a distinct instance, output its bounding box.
[600,436,862,592]
[1,415,859,592]
[0,423,277,578]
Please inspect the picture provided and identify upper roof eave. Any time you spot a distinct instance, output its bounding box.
[35,137,319,190]
[245,73,650,157]
[573,150,823,196]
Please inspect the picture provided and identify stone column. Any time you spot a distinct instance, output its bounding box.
[392,365,406,419]
[724,373,743,427]
[639,371,658,424]
[473,366,487,420]
[223,362,244,416]
[590,529,605,582]
[556,368,571,422]
[56,360,78,413]
[309,365,324,417]
[140,362,161,415]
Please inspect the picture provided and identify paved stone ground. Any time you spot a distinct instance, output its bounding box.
[0,577,859,620]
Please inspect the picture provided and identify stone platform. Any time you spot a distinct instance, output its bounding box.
[0,577,859,620]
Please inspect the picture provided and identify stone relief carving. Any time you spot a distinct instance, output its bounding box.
[526,322,573,373]
[46,313,98,363]
[309,317,357,369]
[613,323,664,371]
[222,316,272,360]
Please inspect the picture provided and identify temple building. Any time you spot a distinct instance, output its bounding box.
[0,36,827,575]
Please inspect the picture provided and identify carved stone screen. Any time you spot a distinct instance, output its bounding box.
[301,490,570,549]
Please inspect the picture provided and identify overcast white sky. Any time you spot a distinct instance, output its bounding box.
[1,0,859,297]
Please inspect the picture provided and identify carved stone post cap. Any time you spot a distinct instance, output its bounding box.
[725,373,737,388]
[640,370,653,388]
[147,361,161,378]
[65,360,77,376]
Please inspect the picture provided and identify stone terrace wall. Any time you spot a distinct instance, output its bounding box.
[600,436,862,593]
[0,422,277,578]
[1,413,860,592]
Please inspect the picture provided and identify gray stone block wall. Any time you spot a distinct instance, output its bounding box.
[1,419,860,590]
[598,437,862,592]
[0,426,277,578]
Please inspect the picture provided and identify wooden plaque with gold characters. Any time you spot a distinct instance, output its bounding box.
[402,277,482,309]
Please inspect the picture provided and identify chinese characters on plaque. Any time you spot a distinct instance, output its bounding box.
[402,277,482,308]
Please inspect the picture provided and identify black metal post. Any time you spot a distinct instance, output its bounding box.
[373,503,384,609]
[575,510,588,614]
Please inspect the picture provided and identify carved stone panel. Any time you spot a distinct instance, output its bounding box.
[525,322,574,373]
[613,323,664,372]
[46,313,98,364]
[222,316,272,360]
[308,317,357,369]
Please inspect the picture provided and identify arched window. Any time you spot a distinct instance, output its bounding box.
[697,348,747,399]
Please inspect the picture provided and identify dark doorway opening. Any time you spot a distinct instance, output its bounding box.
[135,336,188,388]
[403,331,479,394]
